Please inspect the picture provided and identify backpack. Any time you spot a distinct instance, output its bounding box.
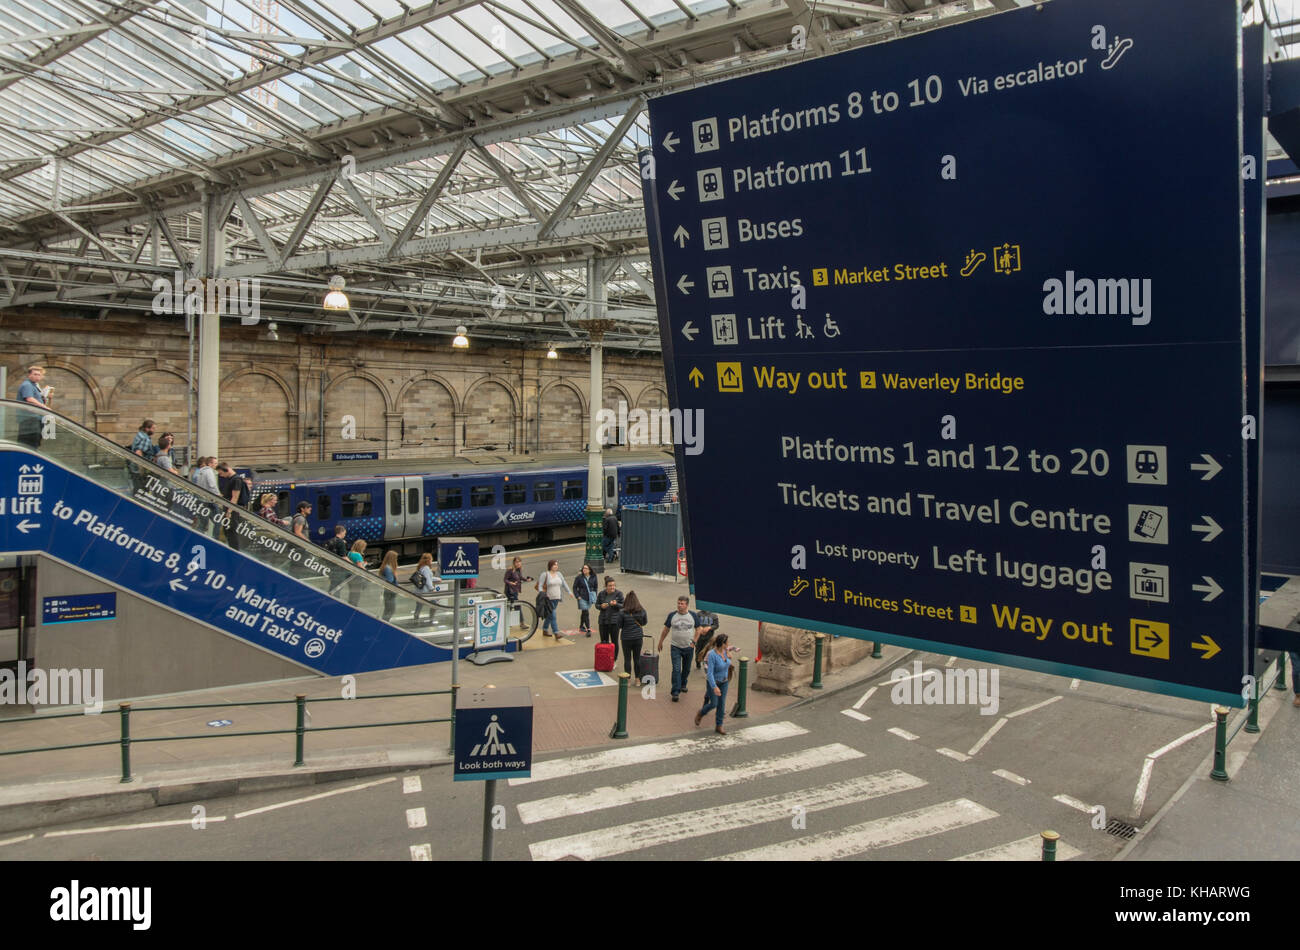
[410,569,427,590]
[326,537,348,558]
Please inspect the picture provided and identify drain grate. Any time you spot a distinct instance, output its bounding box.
[1106,818,1137,839]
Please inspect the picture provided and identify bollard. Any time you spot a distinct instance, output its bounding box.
[731,657,749,718]
[1040,830,1059,862]
[610,672,630,739]
[811,633,825,690]
[294,694,306,766]
[1245,674,1260,734]
[1274,652,1288,691]
[872,641,882,659]
[118,702,132,784]
[1210,706,1229,781]
[449,683,459,756]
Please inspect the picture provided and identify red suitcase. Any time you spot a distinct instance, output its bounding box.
[594,642,616,673]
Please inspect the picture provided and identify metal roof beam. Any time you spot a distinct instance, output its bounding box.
[537,101,643,240]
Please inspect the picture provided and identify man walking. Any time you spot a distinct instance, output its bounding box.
[659,596,706,703]
[16,364,48,449]
[603,508,619,561]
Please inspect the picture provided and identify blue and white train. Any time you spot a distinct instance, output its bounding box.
[248,450,676,558]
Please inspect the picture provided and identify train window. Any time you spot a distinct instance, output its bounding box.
[276,491,291,517]
[408,488,420,512]
[649,473,669,493]
[561,479,583,500]
[470,485,495,507]
[390,489,403,515]
[316,494,331,520]
[341,492,373,518]
[625,475,644,495]
[436,487,463,509]
[533,480,555,502]
[504,483,526,505]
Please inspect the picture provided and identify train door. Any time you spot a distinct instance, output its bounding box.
[403,476,423,537]
[383,477,406,540]
[602,464,618,510]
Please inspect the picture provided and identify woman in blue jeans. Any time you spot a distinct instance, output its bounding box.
[536,559,573,639]
[694,634,732,735]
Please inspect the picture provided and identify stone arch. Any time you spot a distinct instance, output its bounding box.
[462,377,518,452]
[635,384,669,410]
[538,379,585,452]
[323,371,391,459]
[219,368,296,463]
[394,372,462,416]
[42,358,103,425]
[109,362,193,448]
[602,380,634,451]
[394,375,458,458]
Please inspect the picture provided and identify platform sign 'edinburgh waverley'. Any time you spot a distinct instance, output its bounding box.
[643,0,1253,705]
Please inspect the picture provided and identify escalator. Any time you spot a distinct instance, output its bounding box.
[0,400,509,683]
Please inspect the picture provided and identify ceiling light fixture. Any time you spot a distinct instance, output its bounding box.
[323,275,349,310]
[546,344,558,359]
[452,325,469,349]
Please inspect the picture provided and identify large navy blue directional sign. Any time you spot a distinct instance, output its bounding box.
[454,686,532,781]
[0,450,439,675]
[644,0,1251,705]
[438,537,479,579]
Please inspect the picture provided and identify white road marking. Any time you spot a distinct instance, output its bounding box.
[510,721,808,785]
[968,718,1006,756]
[888,727,918,741]
[403,776,422,794]
[406,807,427,829]
[937,748,971,762]
[945,656,957,668]
[45,816,228,837]
[529,770,926,861]
[517,744,864,825]
[840,709,871,722]
[713,799,998,861]
[1006,695,1063,718]
[410,844,432,861]
[852,686,876,710]
[1130,721,1216,817]
[952,834,1083,861]
[1053,794,1096,814]
[0,833,35,847]
[1069,679,1080,690]
[992,769,1030,786]
[234,777,397,819]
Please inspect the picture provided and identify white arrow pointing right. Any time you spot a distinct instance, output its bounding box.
[1191,576,1222,602]
[1191,516,1222,542]
[1189,454,1222,481]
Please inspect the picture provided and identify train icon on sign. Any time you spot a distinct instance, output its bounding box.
[697,167,724,202]
[692,117,719,153]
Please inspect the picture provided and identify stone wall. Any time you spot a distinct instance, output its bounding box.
[1,310,670,465]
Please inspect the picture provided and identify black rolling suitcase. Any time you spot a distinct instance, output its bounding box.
[637,640,660,685]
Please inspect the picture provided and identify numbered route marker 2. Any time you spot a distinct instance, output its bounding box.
[641,0,1254,706]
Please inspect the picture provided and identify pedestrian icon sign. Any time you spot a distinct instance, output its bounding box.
[438,536,479,578]
[470,715,516,756]
[454,686,533,781]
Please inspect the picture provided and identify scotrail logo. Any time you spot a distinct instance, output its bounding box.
[152,270,261,325]
[596,400,703,456]
[0,662,103,713]
[494,510,536,526]
[50,881,151,930]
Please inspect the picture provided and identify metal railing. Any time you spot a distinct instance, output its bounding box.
[0,688,457,782]
[1211,651,1287,780]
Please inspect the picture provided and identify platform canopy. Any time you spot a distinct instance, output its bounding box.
[0,0,1294,350]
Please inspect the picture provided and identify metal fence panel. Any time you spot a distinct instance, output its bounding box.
[620,505,683,576]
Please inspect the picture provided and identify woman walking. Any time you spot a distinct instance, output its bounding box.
[574,563,597,638]
[503,557,531,604]
[379,550,399,622]
[257,493,283,525]
[346,539,367,606]
[412,552,437,624]
[694,633,732,735]
[536,559,573,640]
[618,591,648,684]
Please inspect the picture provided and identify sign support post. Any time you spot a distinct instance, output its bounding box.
[482,778,497,861]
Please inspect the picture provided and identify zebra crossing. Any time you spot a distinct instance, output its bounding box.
[509,720,1084,861]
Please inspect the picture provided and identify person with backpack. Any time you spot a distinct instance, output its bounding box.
[536,559,573,640]
[659,595,708,702]
[325,525,349,595]
[618,591,648,685]
[410,552,437,624]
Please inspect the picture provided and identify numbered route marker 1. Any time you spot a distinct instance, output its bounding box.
[641,0,1254,706]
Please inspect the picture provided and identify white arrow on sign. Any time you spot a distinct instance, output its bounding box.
[676,275,695,295]
[15,519,40,534]
[673,225,689,248]
[1191,516,1222,542]
[662,131,680,153]
[682,321,699,341]
[1191,576,1222,602]
[169,578,189,592]
[667,180,684,201]
[1189,454,1222,481]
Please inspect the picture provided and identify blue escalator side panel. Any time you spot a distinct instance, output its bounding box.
[0,450,439,675]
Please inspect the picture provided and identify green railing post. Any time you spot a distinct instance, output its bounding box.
[449,683,459,756]
[872,641,882,659]
[294,694,306,767]
[730,657,749,718]
[1275,652,1288,691]
[1210,706,1230,781]
[1245,675,1261,734]
[610,672,630,739]
[118,702,132,783]
[811,633,825,690]
[1040,830,1059,862]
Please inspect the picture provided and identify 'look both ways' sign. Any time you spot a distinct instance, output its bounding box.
[643,0,1257,706]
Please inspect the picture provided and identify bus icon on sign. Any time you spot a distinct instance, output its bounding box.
[702,217,728,250]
